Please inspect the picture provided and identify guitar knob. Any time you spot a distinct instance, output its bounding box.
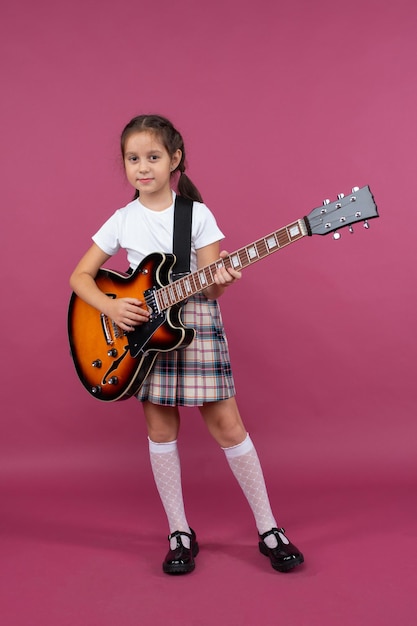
[92,359,102,368]
[91,385,102,395]
[108,376,119,385]
[107,349,118,357]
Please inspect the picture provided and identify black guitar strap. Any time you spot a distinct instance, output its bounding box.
[126,195,193,277]
[172,195,193,281]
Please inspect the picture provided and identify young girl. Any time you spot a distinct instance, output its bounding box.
[70,114,304,575]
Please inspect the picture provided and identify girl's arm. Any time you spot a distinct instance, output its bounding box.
[197,241,242,300]
[69,243,150,331]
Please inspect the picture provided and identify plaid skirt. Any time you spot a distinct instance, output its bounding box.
[136,293,236,406]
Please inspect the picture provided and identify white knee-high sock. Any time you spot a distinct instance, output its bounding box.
[148,438,191,548]
[223,433,279,548]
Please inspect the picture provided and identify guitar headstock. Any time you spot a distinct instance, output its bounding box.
[305,185,378,237]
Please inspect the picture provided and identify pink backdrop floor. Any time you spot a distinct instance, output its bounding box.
[2,466,415,625]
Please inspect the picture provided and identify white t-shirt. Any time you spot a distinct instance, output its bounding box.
[92,192,225,272]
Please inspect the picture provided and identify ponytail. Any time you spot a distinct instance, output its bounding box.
[177,171,203,203]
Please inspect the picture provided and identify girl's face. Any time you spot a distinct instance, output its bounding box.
[123,131,181,208]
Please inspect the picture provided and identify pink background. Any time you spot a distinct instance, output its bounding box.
[1,0,416,624]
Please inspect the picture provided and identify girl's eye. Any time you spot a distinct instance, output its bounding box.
[128,156,138,162]
[149,155,160,161]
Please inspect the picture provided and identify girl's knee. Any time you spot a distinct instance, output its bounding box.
[144,402,180,442]
[200,399,246,447]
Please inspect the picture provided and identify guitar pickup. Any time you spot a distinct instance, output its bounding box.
[144,287,161,317]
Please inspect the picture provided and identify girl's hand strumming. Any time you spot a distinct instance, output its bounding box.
[105,297,150,332]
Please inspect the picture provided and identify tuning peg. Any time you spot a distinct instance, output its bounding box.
[338,193,345,200]
[321,199,330,214]
[333,232,341,240]
[363,220,370,229]
[352,186,359,193]
[349,225,354,233]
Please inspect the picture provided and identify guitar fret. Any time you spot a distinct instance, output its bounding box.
[186,273,195,294]
[204,266,212,284]
[257,239,268,257]
[286,222,302,241]
[266,234,279,251]
[278,228,291,246]
[289,223,301,237]
[191,273,199,293]
[161,288,170,308]
[168,284,176,304]
[230,253,241,269]
[239,248,250,267]
[207,264,216,282]
[183,276,192,294]
[247,244,259,261]
[199,270,207,286]
[193,273,201,291]
[174,281,184,300]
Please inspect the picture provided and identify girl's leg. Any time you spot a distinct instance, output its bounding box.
[199,398,277,538]
[199,398,304,571]
[143,401,198,574]
[144,401,190,538]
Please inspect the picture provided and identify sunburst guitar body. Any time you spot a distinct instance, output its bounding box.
[68,252,195,401]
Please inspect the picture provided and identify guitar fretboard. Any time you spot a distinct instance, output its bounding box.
[156,218,308,311]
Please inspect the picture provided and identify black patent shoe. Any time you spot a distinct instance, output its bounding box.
[258,527,304,572]
[163,528,199,575]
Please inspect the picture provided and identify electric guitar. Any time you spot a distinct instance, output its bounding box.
[68,185,378,402]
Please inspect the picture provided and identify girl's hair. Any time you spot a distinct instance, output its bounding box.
[120,114,203,203]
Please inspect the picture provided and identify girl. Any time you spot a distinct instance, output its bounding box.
[70,114,304,575]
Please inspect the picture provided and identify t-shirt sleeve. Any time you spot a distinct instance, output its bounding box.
[193,203,225,250]
[92,210,122,256]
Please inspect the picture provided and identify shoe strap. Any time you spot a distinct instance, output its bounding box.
[259,527,286,541]
[168,529,193,542]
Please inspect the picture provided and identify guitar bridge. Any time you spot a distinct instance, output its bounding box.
[100,313,114,345]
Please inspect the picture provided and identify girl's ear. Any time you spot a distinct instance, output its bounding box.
[171,149,182,171]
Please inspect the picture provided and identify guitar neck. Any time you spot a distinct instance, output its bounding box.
[156,218,308,311]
